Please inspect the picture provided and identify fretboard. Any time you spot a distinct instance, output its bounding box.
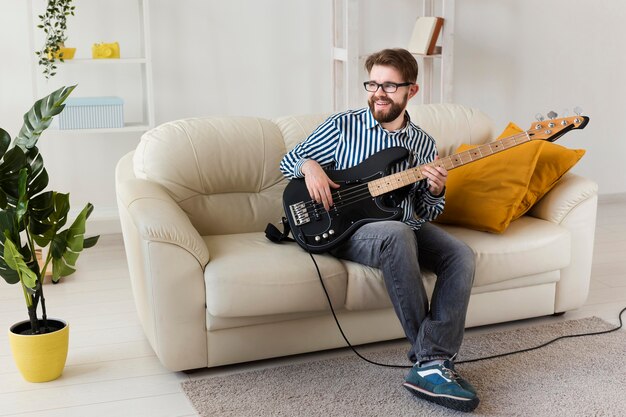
[368,131,532,197]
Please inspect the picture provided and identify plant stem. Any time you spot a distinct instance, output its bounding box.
[38,279,48,329]
[22,216,44,332]
[40,250,53,325]
[20,279,33,309]
[28,306,39,334]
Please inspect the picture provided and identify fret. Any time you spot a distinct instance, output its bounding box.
[368,130,537,197]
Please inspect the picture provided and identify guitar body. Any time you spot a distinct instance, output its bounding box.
[283,147,411,253]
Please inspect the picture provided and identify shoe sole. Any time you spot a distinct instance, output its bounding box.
[403,382,480,412]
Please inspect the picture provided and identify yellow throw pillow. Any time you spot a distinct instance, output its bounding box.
[500,122,586,220]
[435,139,541,233]
[435,122,585,233]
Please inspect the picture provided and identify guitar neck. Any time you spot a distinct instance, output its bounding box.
[368,131,532,197]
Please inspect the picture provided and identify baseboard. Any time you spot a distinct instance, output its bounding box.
[598,192,626,204]
[86,209,121,235]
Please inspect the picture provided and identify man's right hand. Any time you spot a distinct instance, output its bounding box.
[301,160,340,211]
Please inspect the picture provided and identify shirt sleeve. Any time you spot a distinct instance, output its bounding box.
[279,116,342,179]
[412,141,446,222]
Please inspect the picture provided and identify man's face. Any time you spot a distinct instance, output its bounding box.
[367,65,413,125]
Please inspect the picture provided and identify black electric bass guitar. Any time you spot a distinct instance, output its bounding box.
[283,114,589,253]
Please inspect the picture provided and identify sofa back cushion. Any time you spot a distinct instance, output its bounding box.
[133,117,288,235]
[406,103,495,157]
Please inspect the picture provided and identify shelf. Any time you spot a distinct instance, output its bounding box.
[60,58,149,65]
[27,0,155,132]
[49,123,152,134]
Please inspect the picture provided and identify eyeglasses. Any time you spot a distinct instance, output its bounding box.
[363,81,413,93]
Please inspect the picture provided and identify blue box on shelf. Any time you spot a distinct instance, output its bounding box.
[57,96,124,129]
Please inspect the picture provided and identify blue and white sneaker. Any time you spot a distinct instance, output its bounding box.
[403,360,479,412]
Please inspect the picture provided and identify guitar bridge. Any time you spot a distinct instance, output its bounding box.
[289,202,310,226]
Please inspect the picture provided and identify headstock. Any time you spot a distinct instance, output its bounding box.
[528,110,589,142]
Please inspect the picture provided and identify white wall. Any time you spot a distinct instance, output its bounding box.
[1,1,624,234]
[454,0,626,196]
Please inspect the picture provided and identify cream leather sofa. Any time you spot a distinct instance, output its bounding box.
[115,104,598,372]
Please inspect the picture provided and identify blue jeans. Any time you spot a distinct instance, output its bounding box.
[330,221,475,363]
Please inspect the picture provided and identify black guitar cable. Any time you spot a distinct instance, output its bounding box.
[307,251,626,368]
[307,251,410,369]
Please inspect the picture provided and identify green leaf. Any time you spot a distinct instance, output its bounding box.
[30,192,69,248]
[83,235,100,249]
[3,237,37,289]
[0,146,27,181]
[14,85,76,150]
[28,191,54,237]
[0,147,27,207]
[0,128,10,158]
[16,168,28,222]
[52,256,74,282]
[24,146,49,196]
[0,212,20,284]
[49,203,98,281]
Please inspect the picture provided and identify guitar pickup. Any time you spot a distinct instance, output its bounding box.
[289,202,310,226]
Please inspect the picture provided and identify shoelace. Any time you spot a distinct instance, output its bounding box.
[442,365,462,382]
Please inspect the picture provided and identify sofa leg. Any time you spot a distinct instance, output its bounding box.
[552,311,566,317]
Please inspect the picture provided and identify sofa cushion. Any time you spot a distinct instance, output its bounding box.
[203,233,347,317]
[406,103,495,157]
[443,217,570,285]
[274,114,330,152]
[343,216,570,310]
[134,117,289,235]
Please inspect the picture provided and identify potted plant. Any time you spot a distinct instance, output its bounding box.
[0,85,99,382]
[35,0,76,79]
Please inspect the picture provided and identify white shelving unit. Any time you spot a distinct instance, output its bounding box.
[27,0,155,133]
[331,0,455,111]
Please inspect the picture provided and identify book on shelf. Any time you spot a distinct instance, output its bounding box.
[408,16,444,55]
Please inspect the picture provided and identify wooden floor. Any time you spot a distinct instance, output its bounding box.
[1,196,625,416]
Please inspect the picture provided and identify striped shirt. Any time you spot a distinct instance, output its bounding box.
[279,107,445,229]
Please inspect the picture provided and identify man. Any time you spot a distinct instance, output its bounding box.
[279,48,478,412]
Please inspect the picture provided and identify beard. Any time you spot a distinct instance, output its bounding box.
[368,93,409,125]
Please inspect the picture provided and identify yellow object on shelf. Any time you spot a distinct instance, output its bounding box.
[92,42,120,59]
[47,47,76,60]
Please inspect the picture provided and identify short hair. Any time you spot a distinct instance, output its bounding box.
[364,48,418,83]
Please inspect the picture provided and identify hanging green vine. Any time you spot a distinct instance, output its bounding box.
[35,0,76,79]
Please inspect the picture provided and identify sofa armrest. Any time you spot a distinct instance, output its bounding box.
[117,177,209,370]
[528,172,599,312]
[527,173,598,224]
[117,178,209,267]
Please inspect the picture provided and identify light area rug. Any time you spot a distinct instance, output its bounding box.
[181,317,626,416]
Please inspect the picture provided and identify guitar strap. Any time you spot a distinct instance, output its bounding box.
[265,217,295,244]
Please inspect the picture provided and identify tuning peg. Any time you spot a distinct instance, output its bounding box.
[535,113,545,122]
[561,108,569,117]
[547,111,558,119]
[573,106,583,116]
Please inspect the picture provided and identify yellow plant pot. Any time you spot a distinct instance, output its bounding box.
[47,47,76,60]
[8,319,69,383]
